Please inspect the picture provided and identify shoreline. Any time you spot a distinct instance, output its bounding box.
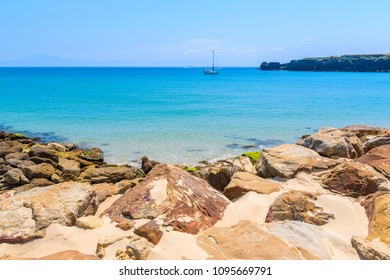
[1,124,389,260]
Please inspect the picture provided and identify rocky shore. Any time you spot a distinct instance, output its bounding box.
[259,54,390,72]
[0,125,389,260]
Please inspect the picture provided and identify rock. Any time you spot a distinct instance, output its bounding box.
[320,162,388,198]
[14,178,55,194]
[97,234,129,258]
[0,182,96,243]
[103,164,230,234]
[116,236,153,260]
[265,191,335,226]
[3,168,29,185]
[29,156,58,168]
[362,192,390,245]
[28,145,59,163]
[0,141,24,158]
[22,163,56,179]
[76,216,103,229]
[47,142,67,152]
[5,152,29,163]
[363,137,390,153]
[267,221,359,259]
[223,172,281,200]
[297,129,362,158]
[356,145,390,178]
[39,250,100,260]
[256,144,338,178]
[193,156,253,191]
[342,125,390,142]
[78,165,139,184]
[58,158,81,181]
[197,220,304,259]
[91,180,138,205]
[141,156,159,174]
[134,220,163,245]
[351,236,390,260]
[79,148,104,163]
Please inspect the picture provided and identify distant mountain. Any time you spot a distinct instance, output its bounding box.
[0,54,86,67]
[259,54,390,72]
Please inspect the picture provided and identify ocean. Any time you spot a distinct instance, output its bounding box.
[0,67,389,165]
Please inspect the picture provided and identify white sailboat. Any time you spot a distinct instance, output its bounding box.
[204,50,219,75]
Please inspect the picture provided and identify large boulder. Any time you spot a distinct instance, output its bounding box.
[342,125,390,142]
[356,145,390,178]
[22,163,56,179]
[361,192,390,245]
[192,156,253,191]
[267,221,359,259]
[103,164,230,234]
[265,191,335,226]
[0,141,24,158]
[3,168,29,185]
[256,144,338,178]
[57,158,81,181]
[297,129,362,158]
[223,172,281,200]
[197,220,304,259]
[320,162,388,198]
[0,182,96,243]
[28,145,59,163]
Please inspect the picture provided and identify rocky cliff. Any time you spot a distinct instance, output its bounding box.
[260,54,390,72]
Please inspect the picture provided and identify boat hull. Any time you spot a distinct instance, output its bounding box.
[204,70,219,75]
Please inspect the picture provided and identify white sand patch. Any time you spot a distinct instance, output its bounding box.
[0,217,129,258]
[149,179,168,204]
[316,193,369,243]
[95,194,122,217]
[216,191,279,227]
[147,230,208,260]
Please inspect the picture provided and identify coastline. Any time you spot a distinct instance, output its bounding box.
[1,124,389,260]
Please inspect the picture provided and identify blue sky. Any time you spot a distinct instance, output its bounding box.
[1,0,389,66]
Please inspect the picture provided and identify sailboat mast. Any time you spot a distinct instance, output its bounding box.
[212,50,215,70]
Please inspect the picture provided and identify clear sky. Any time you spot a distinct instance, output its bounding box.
[1,0,389,66]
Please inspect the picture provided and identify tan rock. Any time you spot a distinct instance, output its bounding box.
[0,182,96,243]
[0,141,24,158]
[103,164,230,234]
[265,191,335,226]
[193,156,253,191]
[76,216,103,229]
[342,125,390,142]
[297,129,362,158]
[116,235,153,260]
[256,144,338,178]
[22,163,56,179]
[58,158,81,181]
[197,220,304,260]
[362,193,390,245]
[78,165,139,184]
[223,172,281,200]
[96,234,129,258]
[351,236,390,260]
[320,162,388,198]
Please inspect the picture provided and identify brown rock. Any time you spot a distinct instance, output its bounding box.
[223,172,281,200]
[22,163,56,179]
[134,220,163,245]
[297,129,362,158]
[90,180,138,204]
[78,165,139,184]
[256,144,338,178]
[351,236,390,260]
[197,220,304,259]
[103,164,230,234]
[265,191,335,226]
[362,192,390,245]
[39,250,100,260]
[342,125,390,142]
[141,156,159,174]
[3,168,29,185]
[58,158,81,181]
[356,145,390,178]
[0,141,24,158]
[320,162,388,198]
[47,142,67,152]
[0,182,96,243]
[193,156,253,191]
[363,137,390,153]
[14,178,54,194]
[79,148,104,163]
[28,145,59,163]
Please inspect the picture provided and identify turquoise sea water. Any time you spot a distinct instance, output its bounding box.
[0,67,389,165]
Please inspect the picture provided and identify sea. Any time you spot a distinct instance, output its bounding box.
[0,67,389,166]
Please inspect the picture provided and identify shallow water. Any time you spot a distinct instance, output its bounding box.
[1,67,389,165]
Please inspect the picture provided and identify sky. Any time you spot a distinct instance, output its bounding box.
[0,0,389,66]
